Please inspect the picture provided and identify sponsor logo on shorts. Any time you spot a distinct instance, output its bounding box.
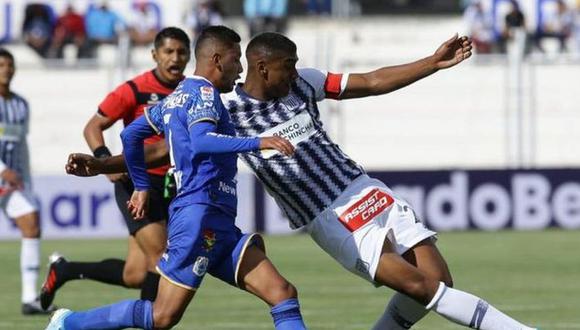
[218,181,236,196]
[202,230,216,252]
[161,253,169,262]
[192,256,209,276]
[338,189,394,232]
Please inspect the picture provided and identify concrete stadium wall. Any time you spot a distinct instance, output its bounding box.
[3,17,580,175]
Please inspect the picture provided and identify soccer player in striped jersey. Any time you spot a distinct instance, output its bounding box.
[0,48,56,314]
[62,33,539,329]
[47,26,307,330]
[40,27,190,309]
[219,33,538,330]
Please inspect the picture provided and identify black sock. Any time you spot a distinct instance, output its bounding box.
[140,272,160,301]
[63,259,127,287]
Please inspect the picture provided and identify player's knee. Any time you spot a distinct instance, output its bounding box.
[21,226,40,238]
[153,309,181,330]
[123,267,146,288]
[399,277,435,305]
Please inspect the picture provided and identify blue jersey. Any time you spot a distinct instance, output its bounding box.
[122,76,260,216]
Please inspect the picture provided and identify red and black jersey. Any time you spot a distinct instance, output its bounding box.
[98,70,181,176]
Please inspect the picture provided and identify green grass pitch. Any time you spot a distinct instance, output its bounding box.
[0,230,578,329]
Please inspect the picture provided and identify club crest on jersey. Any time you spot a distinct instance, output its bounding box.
[192,256,209,276]
[202,230,216,252]
[200,86,214,102]
[338,189,394,232]
[147,93,159,104]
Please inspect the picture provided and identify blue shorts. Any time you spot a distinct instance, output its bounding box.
[157,203,263,290]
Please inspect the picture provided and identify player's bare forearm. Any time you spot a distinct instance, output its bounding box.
[97,151,169,173]
[66,144,169,177]
[340,35,472,100]
[83,114,115,151]
[340,56,438,99]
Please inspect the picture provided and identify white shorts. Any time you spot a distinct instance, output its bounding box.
[305,174,436,284]
[0,189,38,219]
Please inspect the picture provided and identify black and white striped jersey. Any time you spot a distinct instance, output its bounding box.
[0,93,30,182]
[222,68,365,228]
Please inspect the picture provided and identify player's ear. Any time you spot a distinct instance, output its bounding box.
[151,48,158,63]
[257,60,267,79]
[212,53,222,71]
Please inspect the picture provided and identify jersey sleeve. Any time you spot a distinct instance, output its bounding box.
[298,68,350,101]
[98,82,137,121]
[143,103,163,135]
[186,85,220,128]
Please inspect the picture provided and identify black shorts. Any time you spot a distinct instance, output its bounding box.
[114,174,170,236]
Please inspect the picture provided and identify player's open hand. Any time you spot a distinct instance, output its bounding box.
[65,153,104,177]
[260,136,295,156]
[432,34,472,70]
[127,190,149,221]
[0,168,23,190]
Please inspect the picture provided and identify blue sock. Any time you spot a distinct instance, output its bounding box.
[63,299,153,330]
[270,298,307,330]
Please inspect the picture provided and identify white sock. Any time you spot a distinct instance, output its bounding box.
[372,293,430,329]
[427,282,536,330]
[21,238,40,304]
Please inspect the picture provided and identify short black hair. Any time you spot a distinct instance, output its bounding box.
[246,32,297,59]
[0,48,14,62]
[154,27,191,50]
[194,25,241,58]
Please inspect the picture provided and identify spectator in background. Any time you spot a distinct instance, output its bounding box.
[128,1,160,47]
[48,4,89,59]
[464,0,495,53]
[574,5,580,52]
[244,0,288,37]
[535,0,573,52]
[303,0,332,15]
[498,0,528,53]
[85,1,124,46]
[185,0,224,42]
[22,3,55,58]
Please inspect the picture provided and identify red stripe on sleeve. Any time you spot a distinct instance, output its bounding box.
[324,72,343,99]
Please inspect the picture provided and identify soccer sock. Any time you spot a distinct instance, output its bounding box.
[427,282,536,330]
[63,299,153,330]
[20,238,40,303]
[270,298,307,330]
[140,272,160,301]
[372,292,430,329]
[64,259,127,286]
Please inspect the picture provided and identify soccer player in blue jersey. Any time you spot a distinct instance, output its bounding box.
[46,26,307,330]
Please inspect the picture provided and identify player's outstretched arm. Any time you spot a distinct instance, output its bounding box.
[121,115,157,220]
[189,121,295,156]
[65,141,170,177]
[340,34,472,100]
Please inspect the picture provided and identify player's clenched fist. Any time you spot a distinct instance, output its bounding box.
[65,153,104,177]
[127,190,149,221]
[260,136,295,156]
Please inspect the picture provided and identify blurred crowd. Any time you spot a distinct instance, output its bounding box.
[464,0,580,54]
[23,1,148,59]
[16,0,337,62]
